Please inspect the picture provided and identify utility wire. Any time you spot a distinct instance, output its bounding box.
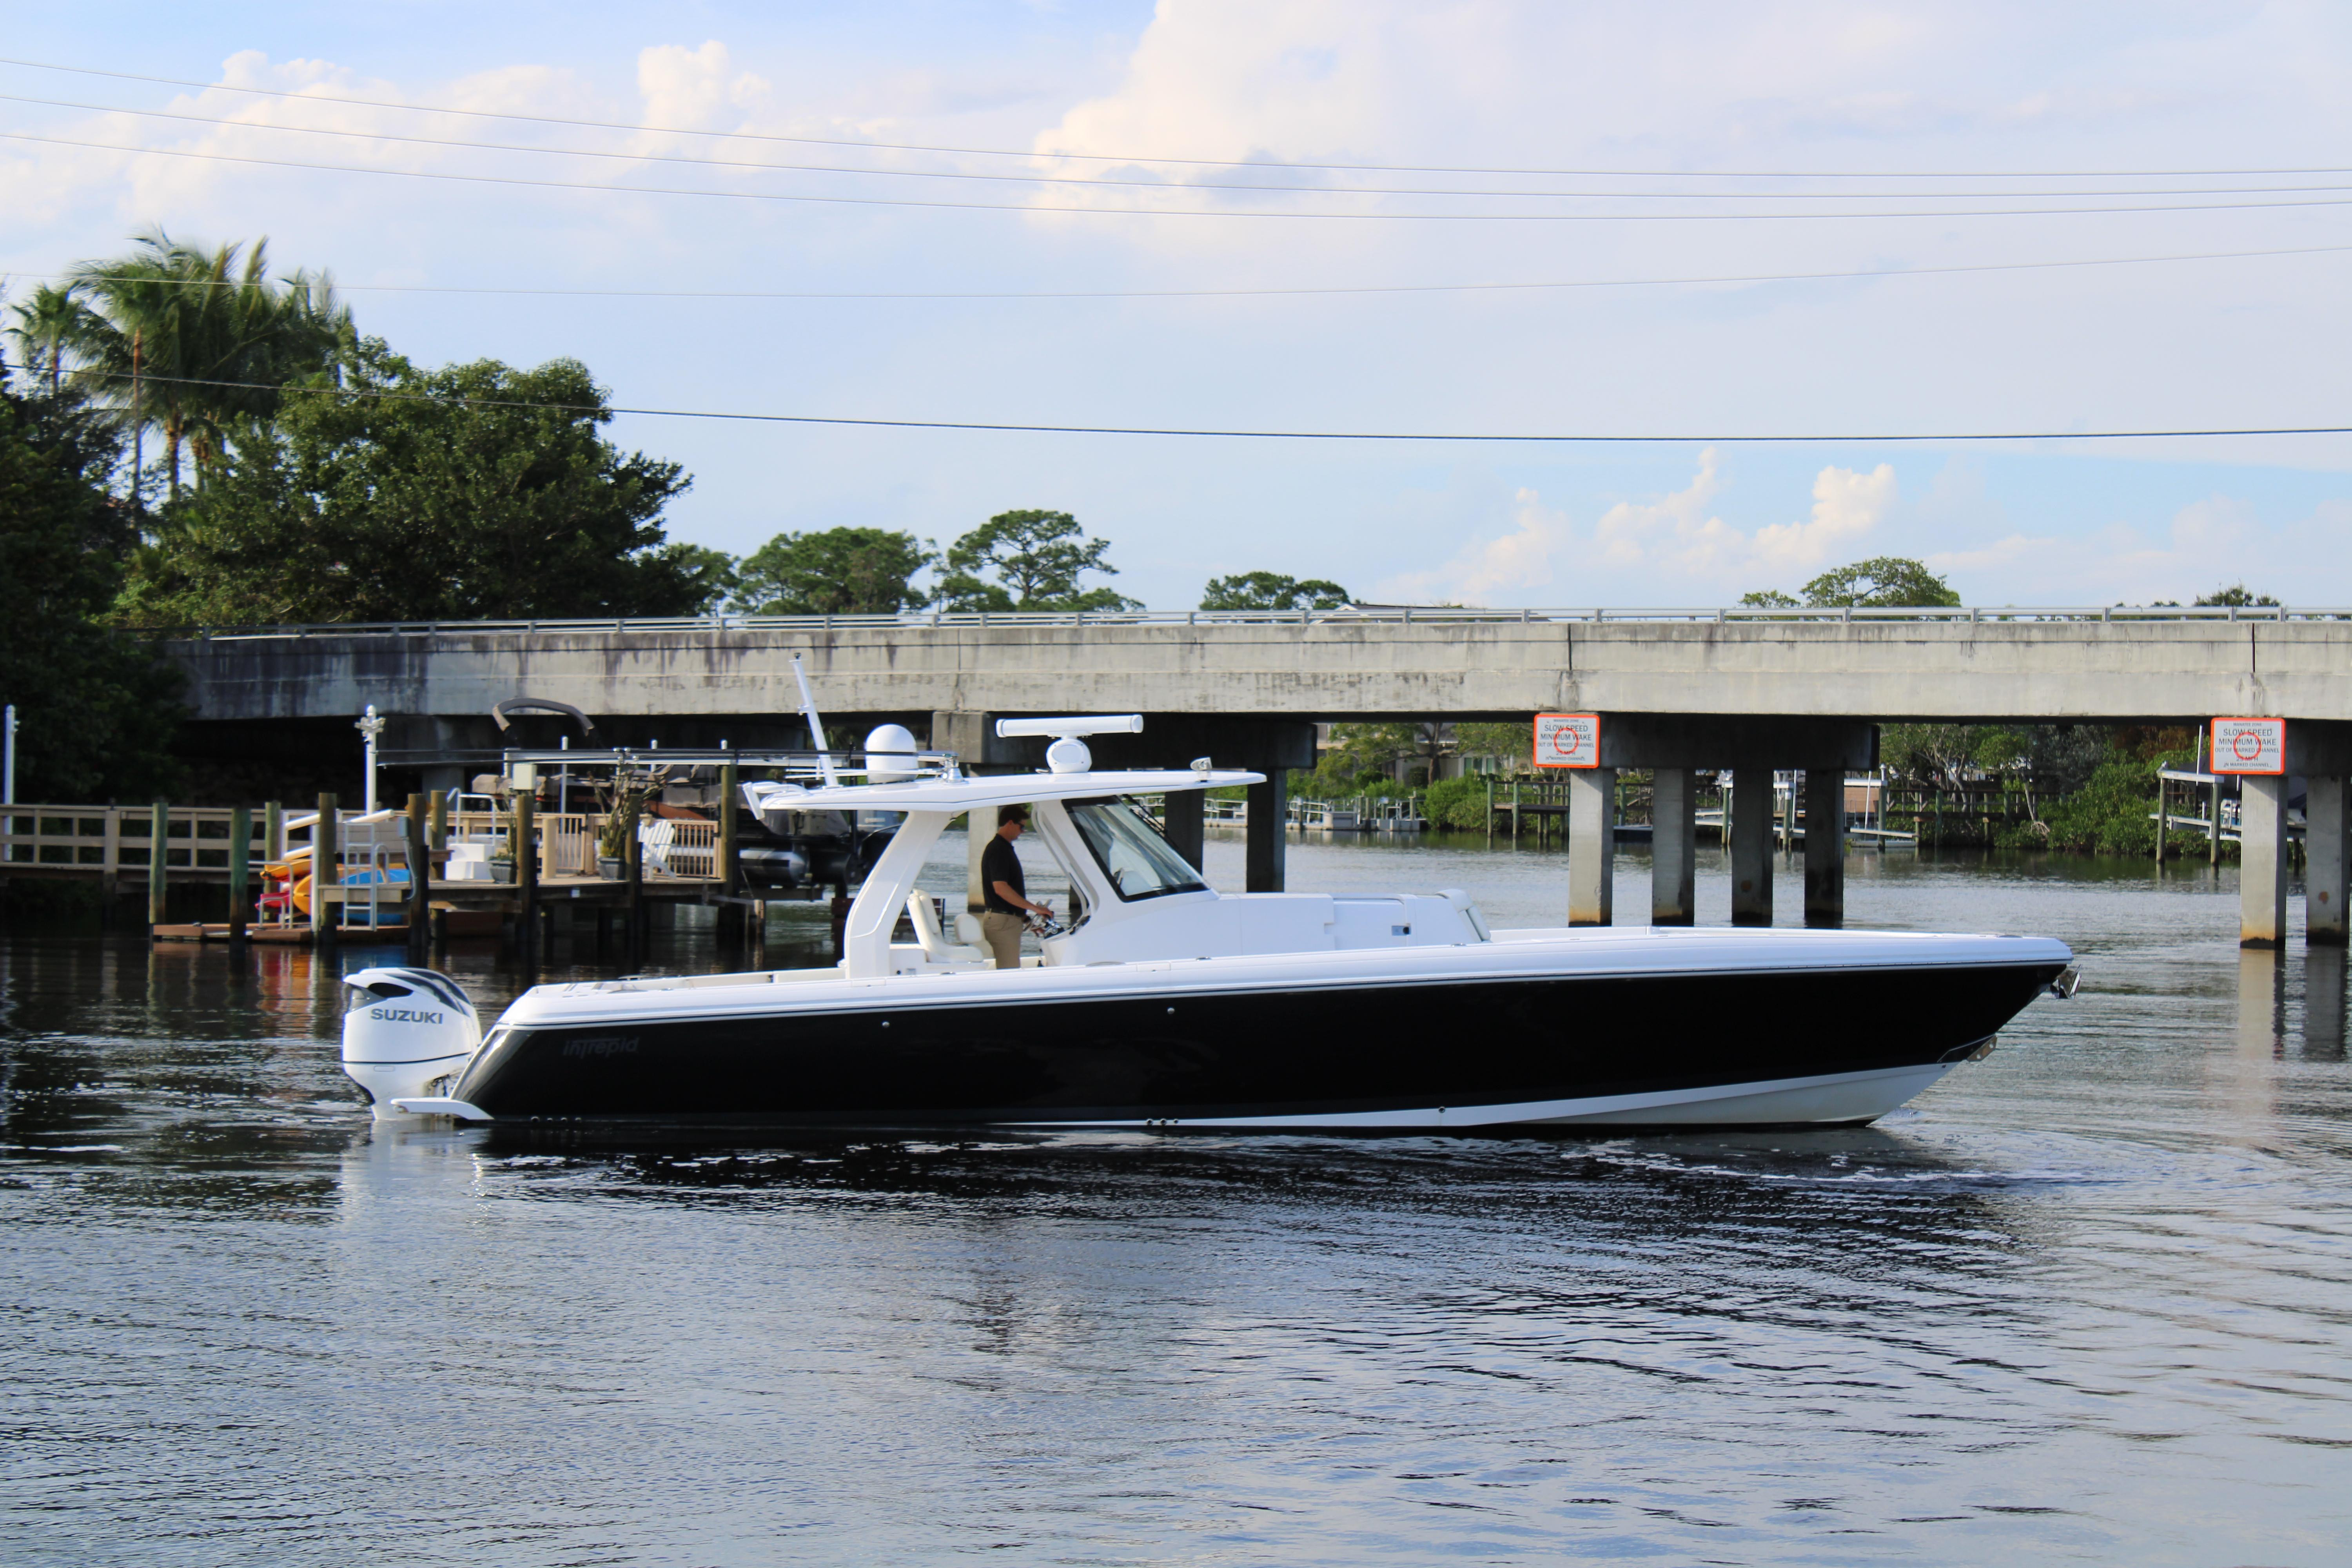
[90,372,2352,443]
[7,54,2352,182]
[17,241,2352,301]
[19,129,2352,221]
[16,91,2352,201]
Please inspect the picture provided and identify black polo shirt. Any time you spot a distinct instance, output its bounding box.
[981,833,1027,914]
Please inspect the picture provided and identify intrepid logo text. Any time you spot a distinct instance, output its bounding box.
[563,1036,641,1059]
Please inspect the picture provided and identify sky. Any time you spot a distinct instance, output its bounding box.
[7,1,2352,610]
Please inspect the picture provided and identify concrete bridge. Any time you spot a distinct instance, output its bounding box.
[161,603,2352,949]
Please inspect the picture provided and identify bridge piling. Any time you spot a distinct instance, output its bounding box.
[1804,769,1846,929]
[1245,774,1287,892]
[1651,769,1695,926]
[2241,775,2288,949]
[1162,790,1205,872]
[2308,776,2347,947]
[1566,767,1615,926]
[1731,769,1774,926]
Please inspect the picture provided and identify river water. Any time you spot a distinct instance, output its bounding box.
[3,835,2348,1565]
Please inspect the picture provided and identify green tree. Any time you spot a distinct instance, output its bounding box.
[65,229,350,501]
[1325,721,1452,786]
[1744,556,1960,609]
[729,526,935,614]
[1452,720,1535,773]
[0,383,183,801]
[117,339,710,625]
[5,283,101,397]
[2195,583,2280,607]
[937,509,1138,612]
[1200,571,1351,611]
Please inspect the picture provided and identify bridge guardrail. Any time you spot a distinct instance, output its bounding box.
[164,603,2352,641]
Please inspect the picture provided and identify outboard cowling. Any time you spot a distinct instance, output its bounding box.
[340,967,482,1116]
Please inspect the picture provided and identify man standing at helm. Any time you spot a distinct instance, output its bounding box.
[980,804,1053,969]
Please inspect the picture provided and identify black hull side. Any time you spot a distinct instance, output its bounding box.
[456,962,2062,1126]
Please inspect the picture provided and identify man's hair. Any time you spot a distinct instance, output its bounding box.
[997,803,1030,827]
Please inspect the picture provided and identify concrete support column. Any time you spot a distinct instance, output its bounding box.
[1567,766,1617,926]
[1804,768,1845,929]
[2240,772,2289,949]
[1731,768,1774,927]
[1245,772,1287,892]
[2306,775,2347,947]
[1651,768,1696,926]
[1161,790,1205,872]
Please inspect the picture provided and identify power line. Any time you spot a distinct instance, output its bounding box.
[90,372,2352,443]
[8,54,2352,183]
[17,90,2352,203]
[19,129,2352,221]
[16,241,2352,301]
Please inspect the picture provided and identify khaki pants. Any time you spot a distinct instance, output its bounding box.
[981,911,1026,969]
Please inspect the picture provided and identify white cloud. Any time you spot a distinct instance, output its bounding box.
[1748,463,1898,575]
[1382,452,1903,604]
[636,42,773,137]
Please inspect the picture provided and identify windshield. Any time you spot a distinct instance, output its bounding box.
[1065,799,1209,902]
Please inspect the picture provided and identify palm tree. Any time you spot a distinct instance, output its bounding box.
[66,229,352,501]
[4,283,100,395]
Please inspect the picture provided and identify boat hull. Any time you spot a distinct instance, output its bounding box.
[450,956,2061,1131]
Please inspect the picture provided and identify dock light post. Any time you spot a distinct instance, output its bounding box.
[355,705,385,816]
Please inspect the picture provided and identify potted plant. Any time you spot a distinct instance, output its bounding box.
[597,789,642,879]
[488,838,516,883]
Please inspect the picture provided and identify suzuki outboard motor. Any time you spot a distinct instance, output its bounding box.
[340,967,481,1117]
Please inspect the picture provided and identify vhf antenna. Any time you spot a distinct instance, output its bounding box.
[790,652,841,788]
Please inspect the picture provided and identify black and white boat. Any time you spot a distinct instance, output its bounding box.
[345,715,2077,1132]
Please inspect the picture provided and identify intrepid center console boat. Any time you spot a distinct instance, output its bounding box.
[345,715,2077,1132]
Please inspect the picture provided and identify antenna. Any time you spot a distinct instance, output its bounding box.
[790,653,840,788]
[994,714,1145,775]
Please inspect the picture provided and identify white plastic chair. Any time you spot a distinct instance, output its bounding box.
[637,818,675,875]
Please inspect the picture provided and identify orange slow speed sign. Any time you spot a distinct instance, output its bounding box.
[1534,713,1600,769]
[2211,717,2285,775]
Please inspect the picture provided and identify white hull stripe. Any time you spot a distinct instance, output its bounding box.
[998,1062,1963,1130]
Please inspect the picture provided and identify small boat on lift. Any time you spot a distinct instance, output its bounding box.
[343,715,2077,1132]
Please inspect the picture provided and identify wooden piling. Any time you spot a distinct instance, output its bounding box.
[623,791,644,961]
[405,793,429,957]
[717,762,742,944]
[514,793,537,962]
[265,800,283,864]
[228,807,251,946]
[147,800,168,935]
[313,793,338,948]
